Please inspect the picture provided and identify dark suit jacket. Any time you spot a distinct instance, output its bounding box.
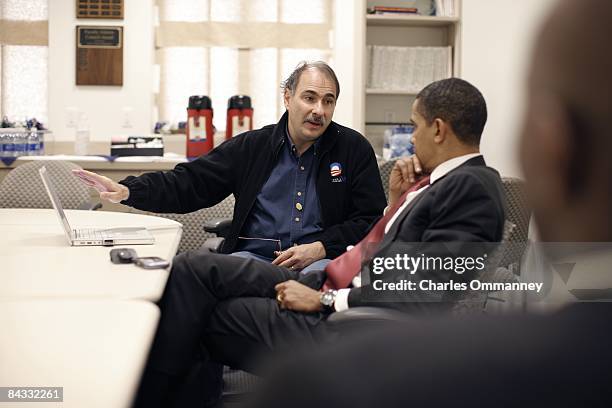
[347,156,506,309]
[252,303,612,408]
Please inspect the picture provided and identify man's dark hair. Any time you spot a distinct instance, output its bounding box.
[416,78,487,146]
[281,61,340,99]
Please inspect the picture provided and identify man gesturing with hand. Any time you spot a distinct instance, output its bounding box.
[73,169,128,203]
[74,61,386,274]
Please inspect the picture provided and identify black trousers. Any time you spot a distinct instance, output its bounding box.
[136,250,332,407]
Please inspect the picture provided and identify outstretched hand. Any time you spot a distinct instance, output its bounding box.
[72,169,130,203]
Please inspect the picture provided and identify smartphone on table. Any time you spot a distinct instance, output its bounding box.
[134,256,170,269]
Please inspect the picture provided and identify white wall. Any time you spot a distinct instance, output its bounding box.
[461,0,556,177]
[333,0,366,134]
[333,0,557,176]
[44,0,557,159]
[48,0,154,141]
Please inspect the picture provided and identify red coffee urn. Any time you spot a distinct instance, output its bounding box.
[186,95,213,158]
[225,95,253,140]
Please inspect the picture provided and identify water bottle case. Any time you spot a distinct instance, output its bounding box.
[0,129,45,158]
[383,125,415,160]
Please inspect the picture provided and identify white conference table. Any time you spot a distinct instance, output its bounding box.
[0,209,182,301]
[0,299,159,408]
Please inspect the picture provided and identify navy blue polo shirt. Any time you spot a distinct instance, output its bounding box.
[235,131,323,259]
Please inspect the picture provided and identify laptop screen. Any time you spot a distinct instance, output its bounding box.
[39,166,74,244]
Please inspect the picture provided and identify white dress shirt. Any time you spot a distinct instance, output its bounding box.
[334,153,482,312]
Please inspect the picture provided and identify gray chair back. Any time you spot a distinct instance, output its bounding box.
[378,158,398,202]
[146,195,235,253]
[500,177,531,269]
[0,160,93,209]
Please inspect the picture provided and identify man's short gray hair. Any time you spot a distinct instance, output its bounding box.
[281,61,340,99]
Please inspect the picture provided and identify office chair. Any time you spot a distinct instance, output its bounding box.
[141,195,235,254]
[198,197,235,252]
[222,366,262,404]
[499,177,531,271]
[0,160,101,210]
[378,158,398,202]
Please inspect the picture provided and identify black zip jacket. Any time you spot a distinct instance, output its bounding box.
[119,112,386,259]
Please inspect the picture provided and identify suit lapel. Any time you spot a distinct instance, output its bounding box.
[377,156,489,252]
[377,188,428,250]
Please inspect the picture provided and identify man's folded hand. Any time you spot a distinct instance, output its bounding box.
[275,280,322,313]
[388,155,425,207]
[272,241,326,270]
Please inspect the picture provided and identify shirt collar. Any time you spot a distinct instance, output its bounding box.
[429,153,482,184]
[285,124,320,156]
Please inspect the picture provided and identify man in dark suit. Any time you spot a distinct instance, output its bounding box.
[251,1,612,406]
[134,77,506,407]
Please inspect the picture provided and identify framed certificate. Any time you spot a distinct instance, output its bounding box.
[76,26,123,86]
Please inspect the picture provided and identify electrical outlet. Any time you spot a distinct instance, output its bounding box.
[66,107,78,128]
[384,110,396,123]
[122,107,134,128]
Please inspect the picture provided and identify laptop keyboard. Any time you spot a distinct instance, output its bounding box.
[74,228,104,240]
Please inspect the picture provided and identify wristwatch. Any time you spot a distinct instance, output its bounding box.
[320,289,338,312]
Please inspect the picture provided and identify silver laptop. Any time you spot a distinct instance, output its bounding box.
[39,166,155,246]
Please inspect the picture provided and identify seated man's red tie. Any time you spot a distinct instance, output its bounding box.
[323,176,431,290]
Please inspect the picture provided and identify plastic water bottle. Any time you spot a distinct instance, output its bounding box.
[389,126,414,158]
[26,130,41,155]
[39,131,46,155]
[4,132,16,157]
[13,131,27,156]
[75,114,90,156]
[0,129,8,157]
[383,128,393,160]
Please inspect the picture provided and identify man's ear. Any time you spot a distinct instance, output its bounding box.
[433,118,447,144]
[283,90,291,110]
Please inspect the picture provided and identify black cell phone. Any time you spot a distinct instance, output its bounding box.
[134,256,170,269]
[110,248,138,264]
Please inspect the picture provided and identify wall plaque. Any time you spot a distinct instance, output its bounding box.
[77,0,124,20]
[76,26,123,86]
